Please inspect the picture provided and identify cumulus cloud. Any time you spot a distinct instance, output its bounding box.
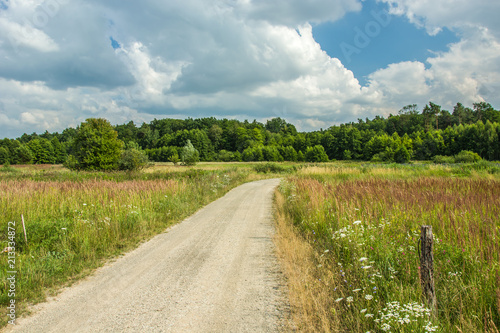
[380,0,500,37]
[0,0,499,137]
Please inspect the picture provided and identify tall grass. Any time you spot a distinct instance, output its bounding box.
[277,164,500,332]
[0,166,257,326]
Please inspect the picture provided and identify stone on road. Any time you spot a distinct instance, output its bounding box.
[7,178,287,333]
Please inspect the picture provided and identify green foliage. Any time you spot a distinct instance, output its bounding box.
[119,143,151,171]
[217,150,240,162]
[27,138,55,164]
[0,162,17,173]
[433,155,455,164]
[305,145,329,162]
[394,145,411,163]
[13,145,34,164]
[454,150,482,163]
[4,102,500,165]
[0,147,9,164]
[253,162,286,173]
[69,118,124,171]
[343,149,352,160]
[169,153,180,165]
[180,139,199,166]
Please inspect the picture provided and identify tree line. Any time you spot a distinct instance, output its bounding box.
[1,101,499,167]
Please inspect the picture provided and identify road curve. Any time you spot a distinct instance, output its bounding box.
[6,178,287,333]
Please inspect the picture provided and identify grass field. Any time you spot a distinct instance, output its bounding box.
[2,161,500,331]
[0,162,293,327]
[275,162,500,332]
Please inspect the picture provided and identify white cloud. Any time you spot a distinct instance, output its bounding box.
[0,18,59,52]
[0,0,499,137]
[380,0,500,37]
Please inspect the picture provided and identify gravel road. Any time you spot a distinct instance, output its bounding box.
[6,178,287,333]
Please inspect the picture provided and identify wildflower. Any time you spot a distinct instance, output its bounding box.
[346,296,354,302]
[365,294,373,300]
[381,323,391,331]
[353,289,362,292]
[359,257,368,262]
[335,298,343,302]
[353,220,362,225]
[360,309,367,313]
[365,313,374,318]
[362,266,372,269]
[61,228,67,230]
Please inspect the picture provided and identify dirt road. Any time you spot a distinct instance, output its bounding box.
[7,178,287,332]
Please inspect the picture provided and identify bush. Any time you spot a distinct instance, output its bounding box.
[169,153,180,165]
[217,150,236,162]
[454,150,482,163]
[253,162,286,173]
[119,148,151,171]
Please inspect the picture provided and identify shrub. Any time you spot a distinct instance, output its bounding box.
[253,162,286,173]
[433,155,455,164]
[119,147,150,171]
[454,150,482,163]
[217,150,235,162]
[180,139,199,166]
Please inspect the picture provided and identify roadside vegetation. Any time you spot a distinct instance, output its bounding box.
[275,162,500,332]
[0,162,278,327]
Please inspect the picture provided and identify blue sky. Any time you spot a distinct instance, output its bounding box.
[0,0,499,138]
[313,1,459,85]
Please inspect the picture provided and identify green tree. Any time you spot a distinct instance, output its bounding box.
[13,145,34,164]
[69,118,124,171]
[27,138,56,164]
[305,145,329,162]
[0,147,9,164]
[180,139,199,166]
[394,145,411,163]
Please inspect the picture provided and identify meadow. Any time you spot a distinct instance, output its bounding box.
[0,162,291,327]
[275,162,500,332]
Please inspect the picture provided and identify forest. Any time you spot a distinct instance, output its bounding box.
[1,101,499,165]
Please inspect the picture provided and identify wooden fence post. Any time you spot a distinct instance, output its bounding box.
[420,225,437,314]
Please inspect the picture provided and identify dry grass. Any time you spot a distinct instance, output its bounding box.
[274,189,341,333]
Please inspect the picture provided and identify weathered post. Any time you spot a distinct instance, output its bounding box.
[420,225,437,314]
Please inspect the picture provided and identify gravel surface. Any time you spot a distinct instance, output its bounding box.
[5,178,288,333]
